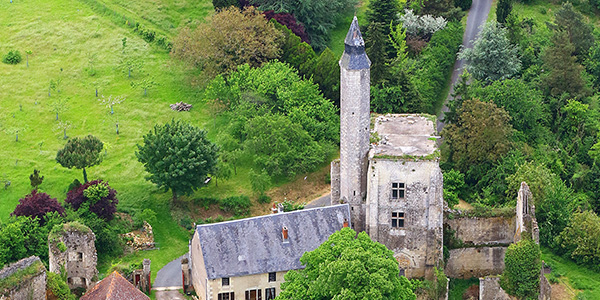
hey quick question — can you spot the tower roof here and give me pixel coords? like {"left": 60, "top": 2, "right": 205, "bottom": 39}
{"left": 340, "top": 16, "right": 371, "bottom": 70}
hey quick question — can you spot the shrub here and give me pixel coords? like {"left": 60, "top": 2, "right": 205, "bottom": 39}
{"left": 220, "top": 195, "right": 251, "bottom": 217}
{"left": 555, "top": 211, "right": 600, "bottom": 271}
{"left": 455, "top": 0, "right": 472, "bottom": 10}
{"left": 2, "top": 50, "right": 22, "bottom": 64}
{"left": 11, "top": 190, "right": 65, "bottom": 224}
{"left": 281, "top": 200, "right": 304, "bottom": 212}
{"left": 47, "top": 271, "right": 76, "bottom": 300}
{"left": 501, "top": 237, "right": 541, "bottom": 299}
{"left": 257, "top": 194, "right": 271, "bottom": 204}
{"left": 65, "top": 180, "right": 118, "bottom": 221}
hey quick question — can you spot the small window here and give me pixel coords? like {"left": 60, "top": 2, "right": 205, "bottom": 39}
{"left": 222, "top": 277, "right": 230, "bottom": 286}
{"left": 268, "top": 272, "right": 276, "bottom": 282}
{"left": 218, "top": 292, "right": 234, "bottom": 300}
{"left": 77, "top": 252, "right": 83, "bottom": 261}
{"left": 265, "top": 287, "right": 276, "bottom": 300}
{"left": 391, "top": 182, "right": 405, "bottom": 199}
{"left": 391, "top": 212, "right": 405, "bottom": 228}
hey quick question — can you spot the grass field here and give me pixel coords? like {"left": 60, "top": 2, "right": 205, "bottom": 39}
{"left": 327, "top": 0, "right": 370, "bottom": 57}
{"left": 542, "top": 247, "right": 600, "bottom": 299}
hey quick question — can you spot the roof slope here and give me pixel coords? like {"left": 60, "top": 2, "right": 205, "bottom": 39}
{"left": 81, "top": 271, "right": 149, "bottom": 300}
{"left": 196, "top": 204, "right": 351, "bottom": 279}
{"left": 340, "top": 16, "right": 370, "bottom": 70}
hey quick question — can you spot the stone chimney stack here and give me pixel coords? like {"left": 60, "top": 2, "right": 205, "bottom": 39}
{"left": 336, "top": 16, "right": 371, "bottom": 232}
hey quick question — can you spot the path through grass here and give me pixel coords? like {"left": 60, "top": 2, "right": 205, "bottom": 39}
{"left": 542, "top": 247, "right": 600, "bottom": 299}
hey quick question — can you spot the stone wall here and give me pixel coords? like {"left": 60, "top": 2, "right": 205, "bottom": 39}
{"left": 445, "top": 247, "right": 506, "bottom": 279}
{"left": 330, "top": 159, "right": 341, "bottom": 205}
{"left": 49, "top": 221, "right": 98, "bottom": 290}
{"left": 366, "top": 159, "right": 443, "bottom": 278}
{"left": 446, "top": 216, "right": 515, "bottom": 246}
{"left": 479, "top": 277, "right": 511, "bottom": 300}
{"left": 0, "top": 256, "right": 47, "bottom": 300}
{"left": 539, "top": 267, "right": 551, "bottom": 300}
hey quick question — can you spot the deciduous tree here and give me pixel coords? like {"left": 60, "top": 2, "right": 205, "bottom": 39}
{"left": 56, "top": 135, "right": 104, "bottom": 183}
{"left": 11, "top": 190, "right": 64, "bottom": 223}
{"left": 66, "top": 180, "right": 118, "bottom": 221}
{"left": 136, "top": 120, "right": 218, "bottom": 201}
{"left": 459, "top": 21, "right": 520, "bottom": 82}
{"left": 442, "top": 98, "right": 514, "bottom": 170}
{"left": 278, "top": 228, "right": 416, "bottom": 300}
{"left": 556, "top": 210, "right": 600, "bottom": 270}
{"left": 172, "top": 7, "right": 283, "bottom": 77}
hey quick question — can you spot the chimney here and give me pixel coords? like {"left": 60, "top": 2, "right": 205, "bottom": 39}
{"left": 271, "top": 203, "right": 278, "bottom": 214}
{"left": 282, "top": 226, "right": 289, "bottom": 243}
{"left": 343, "top": 219, "right": 349, "bottom": 228}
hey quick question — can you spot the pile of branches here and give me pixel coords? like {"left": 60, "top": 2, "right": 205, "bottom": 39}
{"left": 170, "top": 102, "right": 192, "bottom": 111}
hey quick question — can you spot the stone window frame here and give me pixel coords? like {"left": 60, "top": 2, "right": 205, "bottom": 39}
{"left": 222, "top": 277, "right": 230, "bottom": 286}
{"left": 391, "top": 182, "right": 405, "bottom": 200}
{"left": 391, "top": 211, "right": 405, "bottom": 228}
{"left": 218, "top": 292, "right": 234, "bottom": 300}
{"left": 268, "top": 272, "right": 276, "bottom": 282}
{"left": 265, "top": 287, "right": 276, "bottom": 300}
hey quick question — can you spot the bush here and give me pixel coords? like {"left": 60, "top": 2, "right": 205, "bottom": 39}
{"left": 46, "top": 272, "right": 76, "bottom": 300}
{"left": 281, "top": 199, "right": 304, "bottom": 212}
{"left": 66, "top": 180, "right": 118, "bottom": 221}
{"left": 2, "top": 50, "right": 22, "bottom": 64}
{"left": 455, "top": 0, "right": 472, "bottom": 10}
{"left": 220, "top": 195, "right": 251, "bottom": 217}
{"left": 11, "top": 190, "right": 65, "bottom": 224}
{"left": 501, "top": 237, "right": 541, "bottom": 299}
{"left": 257, "top": 194, "right": 271, "bottom": 204}
{"left": 555, "top": 211, "right": 600, "bottom": 271}
{"left": 67, "top": 179, "right": 82, "bottom": 192}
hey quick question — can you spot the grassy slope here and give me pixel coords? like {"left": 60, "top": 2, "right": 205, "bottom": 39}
{"left": 0, "top": 0, "right": 217, "bottom": 279}
{"left": 327, "top": 0, "right": 370, "bottom": 57}
{"left": 542, "top": 247, "right": 600, "bottom": 299}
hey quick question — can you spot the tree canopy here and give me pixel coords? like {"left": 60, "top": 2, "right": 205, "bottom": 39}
{"left": 459, "top": 21, "right": 521, "bottom": 82}
{"left": 65, "top": 180, "right": 119, "bottom": 221}
{"left": 11, "top": 190, "right": 65, "bottom": 224}
{"left": 278, "top": 228, "right": 416, "bottom": 300}
{"left": 55, "top": 135, "right": 104, "bottom": 183}
{"left": 136, "top": 120, "right": 219, "bottom": 201}
{"left": 172, "top": 6, "right": 283, "bottom": 77}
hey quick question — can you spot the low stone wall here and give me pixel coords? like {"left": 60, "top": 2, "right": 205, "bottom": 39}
{"left": 479, "top": 277, "right": 511, "bottom": 300}
{"left": 539, "top": 268, "right": 551, "bottom": 300}
{"left": 445, "top": 247, "right": 506, "bottom": 279}
{"left": 0, "top": 256, "right": 47, "bottom": 300}
{"left": 446, "top": 216, "right": 515, "bottom": 246}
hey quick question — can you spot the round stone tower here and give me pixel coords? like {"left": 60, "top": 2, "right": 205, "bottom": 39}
{"left": 339, "top": 16, "right": 371, "bottom": 232}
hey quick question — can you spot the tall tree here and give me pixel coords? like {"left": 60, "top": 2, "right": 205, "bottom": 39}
{"left": 278, "top": 228, "right": 416, "bottom": 300}
{"left": 501, "top": 237, "right": 541, "bottom": 299}
{"left": 367, "top": 0, "right": 400, "bottom": 48}
{"left": 172, "top": 6, "right": 283, "bottom": 77}
{"left": 366, "top": 22, "right": 389, "bottom": 86}
{"left": 496, "top": 0, "right": 512, "bottom": 24}
{"left": 553, "top": 2, "right": 594, "bottom": 61}
{"left": 542, "top": 30, "right": 588, "bottom": 98}
{"left": 136, "top": 120, "right": 218, "bottom": 201}
{"left": 311, "top": 48, "right": 340, "bottom": 107}
{"left": 459, "top": 21, "right": 521, "bottom": 82}
{"left": 442, "top": 98, "right": 514, "bottom": 170}
{"left": 56, "top": 135, "right": 104, "bottom": 183}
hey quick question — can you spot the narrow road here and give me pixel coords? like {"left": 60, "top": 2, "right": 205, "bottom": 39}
{"left": 436, "top": 0, "right": 493, "bottom": 133}
{"left": 153, "top": 253, "right": 187, "bottom": 291}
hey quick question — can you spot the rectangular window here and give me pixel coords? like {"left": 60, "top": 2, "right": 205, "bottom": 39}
{"left": 218, "top": 292, "right": 234, "bottom": 300}
{"left": 391, "top": 212, "right": 405, "bottom": 228}
{"left": 245, "top": 289, "right": 261, "bottom": 300}
{"left": 265, "top": 287, "right": 276, "bottom": 300}
{"left": 222, "top": 277, "right": 230, "bottom": 286}
{"left": 268, "top": 272, "right": 276, "bottom": 282}
{"left": 391, "top": 182, "right": 405, "bottom": 199}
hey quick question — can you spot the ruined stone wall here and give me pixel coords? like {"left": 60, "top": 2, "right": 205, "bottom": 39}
{"left": 330, "top": 159, "right": 341, "bottom": 205}
{"left": 366, "top": 158, "right": 443, "bottom": 278}
{"left": 0, "top": 256, "right": 47, "bottom": 300}
{"left": 539, "top": 267, "right": 551, "bottom": 300}
{"left": 49, "top": 222, "right": 98, "bottom": 290}
{"left": 479, "top": 276, "right": 511, "bottom": 300}
{"left": 339, "top": 66, "right": 371, "bottom": 233}
{"left": 446, "top": 217, "right": 515, "bottom": 246}
{"left": 445, "top": 247, "right": 506, "bottom": 279}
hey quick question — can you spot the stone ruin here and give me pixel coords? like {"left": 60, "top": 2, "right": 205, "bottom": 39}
{"left": 131, "top": 259, "right": 152, "bottom": 294}
{"left": 0, "top": 256, "right": 46, "bottom": 300}
{"left": 48, "top": 221, "right": 98, "bottom": 290}
{"left": 122, "top": 221, "right": 156, "bottom": 251}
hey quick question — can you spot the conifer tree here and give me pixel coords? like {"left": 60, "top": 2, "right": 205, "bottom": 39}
{"left": 542, "top": 30, "right": 588, "bottom": 98}
{"left": 366, "top": 22, "right": 389, "bottom": 86}
{"left": 496, "top": 0, "right": 512, "bottom": 24}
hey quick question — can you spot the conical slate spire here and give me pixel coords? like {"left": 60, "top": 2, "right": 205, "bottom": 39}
{"left": 340, "top": 16, "right": 371, "bottom": 70}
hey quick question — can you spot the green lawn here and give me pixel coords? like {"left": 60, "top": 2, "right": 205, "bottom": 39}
{"left": 327, "top": 0, "right": 369, "bottom": 57}
{"left": 542, "top": 247, "right": 600, "bottom": 299}
{"left": 0, "top": 0, "right": 255, "bottom": 278}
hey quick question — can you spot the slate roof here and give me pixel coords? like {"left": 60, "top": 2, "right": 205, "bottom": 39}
{"left": 81, "top": 271, "right": 149, "bottom": 300}
{"left": 340, "top": 16, "right": 371, "bottom": 70}
{"left": 195, "top": 204, "right": 351, "bottom": 279}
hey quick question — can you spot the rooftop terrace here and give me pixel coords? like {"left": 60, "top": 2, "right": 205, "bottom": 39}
{"left": 371, "top": 114, "right": 438, "bottom": 158}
